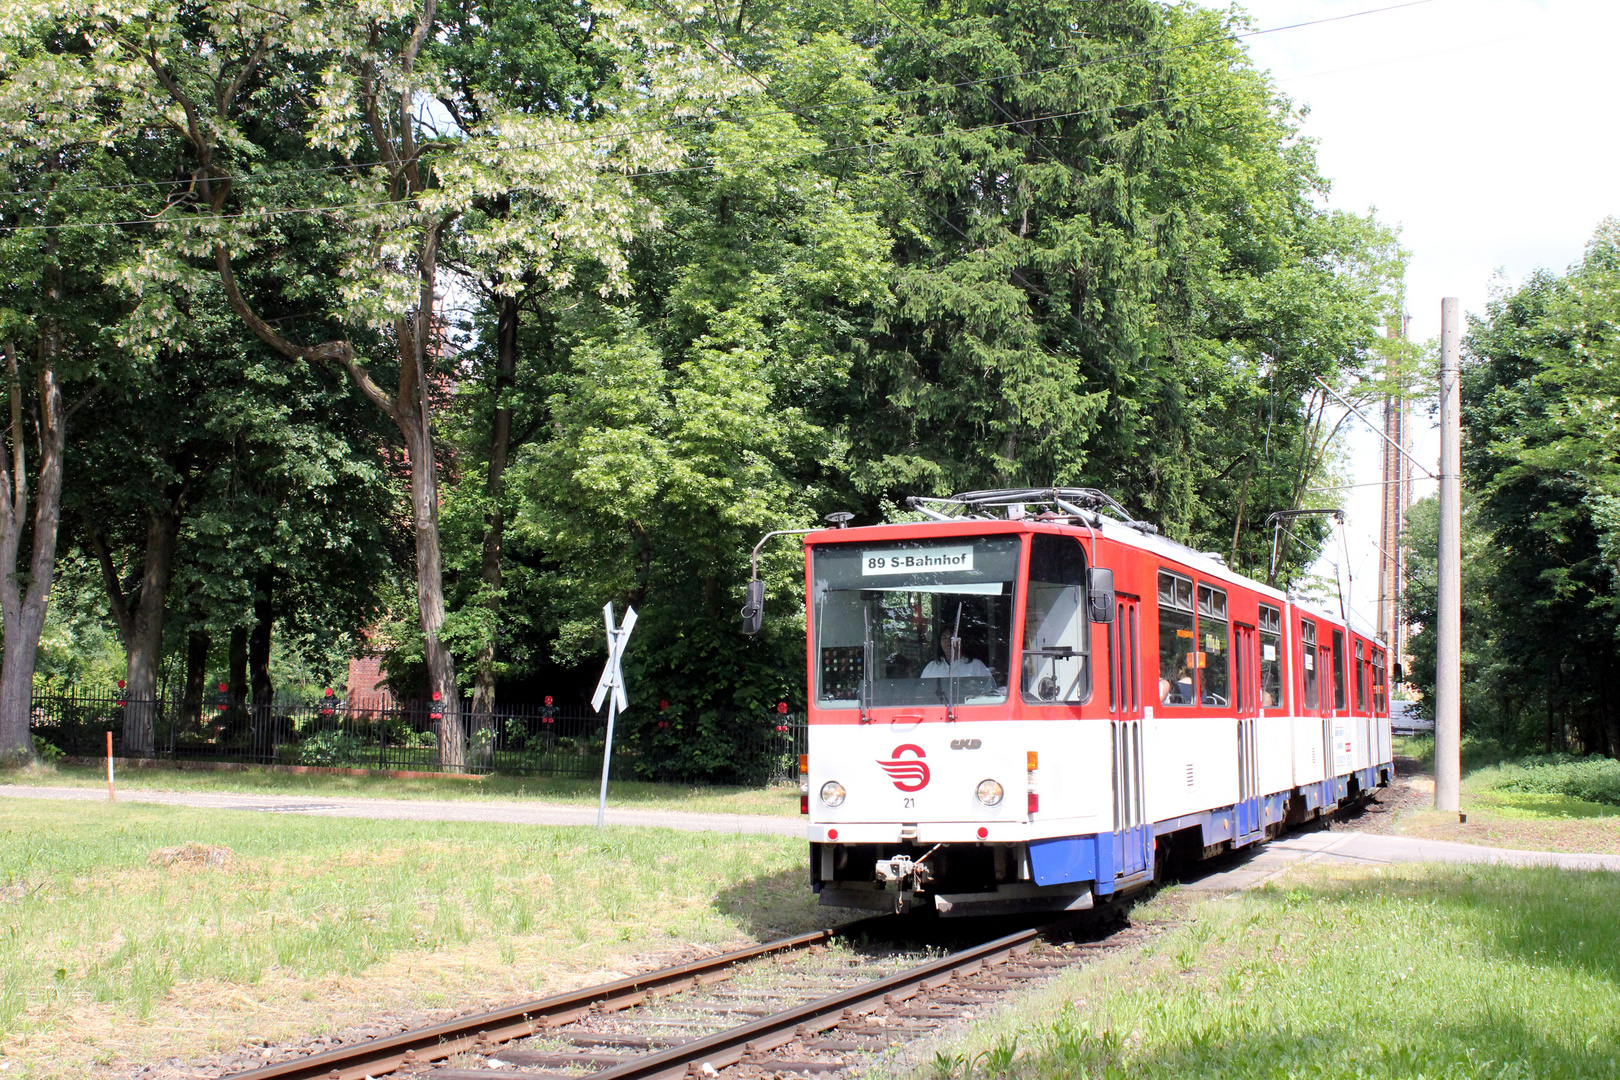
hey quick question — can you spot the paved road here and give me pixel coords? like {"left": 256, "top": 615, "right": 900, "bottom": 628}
{"left": 0, "top": 784, "right": 805, "bottom": 836}
{"left": 5, "top": 785, "right": 1616, "bottom": 882}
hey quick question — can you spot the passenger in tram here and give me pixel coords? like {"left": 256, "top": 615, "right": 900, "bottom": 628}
{"left": 1158, "top": 659, "right": 1193, "bottom": 706}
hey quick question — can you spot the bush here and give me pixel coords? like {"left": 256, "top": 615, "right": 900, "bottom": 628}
{"left": 624, "top": 708, "right": 787, "bottom": 784}
{"left": 1489, "top": 755, "right": 1620, "bottom": 807}
{"left": 29, "top": 737, "right": 63, "bottom": 765}
{"left": 292, "top": 730, "right": 376, "bottom": 767}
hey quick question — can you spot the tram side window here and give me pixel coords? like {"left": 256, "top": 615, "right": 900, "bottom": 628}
{"left": 1197, "top": 585, "right": 1230, "bottom": 707}
{"left": 1022, "top": 535, "right": 1089, "bottom": 703}
{"left": 1332, "top": 630, "right": 1347, "bottom": 710}
{"left": 1355, "top": 641, "right": 1368, "bottom": 712}
{"left": 1373, "top": 649, "right": 1387, "bottom": 712}
{"left": 1300, "top": 619, "right": 1319, "bottom": 709}
{"left": 1258, "top": 604, "right": 1283, "bottom": 708}
{"left": 1157, "top": 570, "right": 1196, "bottom": 706}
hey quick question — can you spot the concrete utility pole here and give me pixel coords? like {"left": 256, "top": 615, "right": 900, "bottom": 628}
{"left": 1377, "top": 315, "right": 1413, "bottom": 673}
{"left": 1435, "top": 298, "right": 1462, "bottom": 815}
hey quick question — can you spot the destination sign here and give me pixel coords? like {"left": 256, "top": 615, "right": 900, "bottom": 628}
{"left": 860, "top": 545, "right": 975, "bottom": 576}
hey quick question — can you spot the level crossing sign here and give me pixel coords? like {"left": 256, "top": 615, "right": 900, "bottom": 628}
{"left": 593, "top": 603, "right": 637, "bottom": 827}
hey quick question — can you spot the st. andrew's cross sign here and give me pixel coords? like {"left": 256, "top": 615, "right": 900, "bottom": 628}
{"left": 593, "top": 603, "right": 637, "bottom": 827}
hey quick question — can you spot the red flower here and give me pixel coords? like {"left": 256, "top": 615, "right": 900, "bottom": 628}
{"left": 776, "top": 702, "right": 789, "bottom": 714}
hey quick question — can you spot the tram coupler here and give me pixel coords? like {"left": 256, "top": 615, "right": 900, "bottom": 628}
{"left": 873, "top": 854, "right": 933, "bottom": 892}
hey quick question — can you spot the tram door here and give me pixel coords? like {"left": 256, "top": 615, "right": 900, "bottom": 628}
{"left": 1232, "top": 624, "right": 1263, "bottom": 847}
{"left": 1110, "top": 595, "right": 1149, "bottom": 877}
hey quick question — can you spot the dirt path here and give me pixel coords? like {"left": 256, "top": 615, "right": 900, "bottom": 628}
{"left": 1326, "top": 755, "right": 1435, "bottom": 835}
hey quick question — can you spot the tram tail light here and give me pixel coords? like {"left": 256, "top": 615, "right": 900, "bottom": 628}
{"left": 1027, "top": 751, "right": 1039, "bottom": 815}
{"left": 799, "top": 755, "right": 809, "bottom": 815}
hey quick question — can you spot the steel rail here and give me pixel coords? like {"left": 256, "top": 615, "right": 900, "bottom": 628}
{"left": 221, "top": 924, "right": 867, "bottom": 1080}
{"left": 580, "top": 921, "right": 1058, "bottom": 1080}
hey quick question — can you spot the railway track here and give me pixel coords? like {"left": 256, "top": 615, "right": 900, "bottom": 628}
{"left": 220, "top": 912, "right": 1152, "bottom": 1080}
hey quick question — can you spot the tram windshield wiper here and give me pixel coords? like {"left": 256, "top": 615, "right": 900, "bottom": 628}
{"left": 946, "top": 602, "right": 963, "bottom": 723}
{"left": 859, "top": 604, "right": 874, "bottom": 724}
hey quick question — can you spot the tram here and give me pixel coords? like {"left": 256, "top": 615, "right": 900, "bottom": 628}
{"left": 745, "top": 488, "right": 1393, "bottom": 917}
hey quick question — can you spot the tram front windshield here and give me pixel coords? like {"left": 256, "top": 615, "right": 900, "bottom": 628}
{"left": 811, "top": 537, "right": 1019, "bottom": 709}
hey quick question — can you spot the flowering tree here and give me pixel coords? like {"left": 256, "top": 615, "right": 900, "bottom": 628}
{"left": 1, "top": 0, "right": 739, "bottom": 761}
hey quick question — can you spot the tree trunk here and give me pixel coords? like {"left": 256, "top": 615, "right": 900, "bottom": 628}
{"left": 228, "top": 626, "right": 248, "bottom": 702}
{"left": 121, "top": 507, "right": 181, "bottom": 756}
{"left": 249, "top": 573, "right": 274, "bottom": 756}
{"left": 0, "top": 346, "right": 67, "bottom": 766}
{"left": 468, "top": 292, "right": 521, "bottom": 764}
{"left": 182, "top": 628, "right": 210, "bottom": 730}
{"left": 400, "top": 401, "right": 462, "bottom": 769}
{"left": 197, "top": 8, "right": 462, "bottom": 768}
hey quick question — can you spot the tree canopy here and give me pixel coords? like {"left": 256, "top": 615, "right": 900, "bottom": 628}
{"left": 0, "top": 0, "right": 1410, "bottom": 770}
{"left": 1404, "top": 221, "right": 1620, "bottom": 757}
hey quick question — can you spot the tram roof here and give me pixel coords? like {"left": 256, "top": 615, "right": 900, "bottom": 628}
{"left": 800, "top": 487, "right": 1380, "bottom": 639}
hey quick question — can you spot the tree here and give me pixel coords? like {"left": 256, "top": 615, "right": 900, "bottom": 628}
{"left": 0, "top": 130, "right": 138, "bottom": 762}
{"left": 1447, "top": 221, "right": 1620, "bottom": 756}
{"left": 430, "top": 0, "right": 616, "bottom": 740}
{"left": 22, "top": 0, "right": 739, "bottom": 766}
{"left": 839, "top": 0, "right": 1404, "bottom": 570}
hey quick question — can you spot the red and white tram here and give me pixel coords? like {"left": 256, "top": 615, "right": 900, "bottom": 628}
{"left": 754, "top": 488, "right": 1393, "bottom": 917}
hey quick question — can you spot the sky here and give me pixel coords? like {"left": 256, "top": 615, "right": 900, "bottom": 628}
{"left": 1216, "top": 0, "right": 1620, "bottom": 631}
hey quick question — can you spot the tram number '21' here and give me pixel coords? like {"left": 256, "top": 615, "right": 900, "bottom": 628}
{"left": 903, "top": 797, "right": 915, "bottom": 808}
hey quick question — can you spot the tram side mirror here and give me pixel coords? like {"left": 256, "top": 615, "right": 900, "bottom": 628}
{"left": 1393, "top": 662, "right": 1404, "bottom": 683}
{"left": 741, "top": 579, "right": 765, "bottom": 635}
{"left": 1087, "top": 568, "right": 1115, "bottom": 623}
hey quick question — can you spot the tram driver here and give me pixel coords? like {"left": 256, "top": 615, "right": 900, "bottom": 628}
{"left": 921, "top": 627, "right": 993, "bottom": 680}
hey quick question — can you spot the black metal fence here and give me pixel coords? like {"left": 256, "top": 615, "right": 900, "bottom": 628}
{"left": 29, "top": 692, "right": 806, "bottom": 785}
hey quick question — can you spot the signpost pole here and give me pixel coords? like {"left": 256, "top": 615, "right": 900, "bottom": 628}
{"left": 596, "top": 692, "right": 617, "bottom": 828}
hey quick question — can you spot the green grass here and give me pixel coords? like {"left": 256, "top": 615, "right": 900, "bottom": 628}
{"left": 913, "top": 865, "right": 1620, "bottom": 1080}
{"left": 3, "top": 763, "right": 802, "bottom": 817}
{"left": 1398, "top": 735, "right": 1620, "bottom": 814}
{"left": 0, "top": 800, "right": 821, "bottom": 1046}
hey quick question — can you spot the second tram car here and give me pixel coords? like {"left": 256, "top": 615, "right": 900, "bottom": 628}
{"left": 755, "top": 488, "right": 1393, "bottom": 917}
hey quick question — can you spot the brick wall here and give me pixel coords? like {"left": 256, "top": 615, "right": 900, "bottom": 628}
{"left": 345, "top": 655, "right": 388, "bottom": 710}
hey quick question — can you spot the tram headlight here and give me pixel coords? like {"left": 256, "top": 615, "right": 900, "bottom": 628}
{"left": 976, "top": 779, "right": 1005, "bottom": 807}
{"left": 820, "top": 781, "right": 847, "bottom": 807}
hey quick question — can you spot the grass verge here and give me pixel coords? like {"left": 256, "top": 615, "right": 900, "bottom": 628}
{"left": 907, "top": 863, "right": 1620, "bottom": 1080}
{"left": 1, "top": 763, "right": 801, "bottom": 817}
{"left": 0, "top": 800, "right": 822, "bottom": 1078}
{"left": 1387, "top": 737, "right": 1620, "bottom": 854}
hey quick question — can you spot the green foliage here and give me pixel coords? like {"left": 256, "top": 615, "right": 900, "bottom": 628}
{"left": 1408, "top": 218, "right": 1620, "bottom": 758}
{"left": 29, "top": 737, "right": 62, "bottom": 764}
{"left": 289, "top": 730, "right": 376, "bottom": 768}
{"left": 1, "top": 0, "right": 1409, "bottom": 781}
{"left": 1484, "top": 756, "right": 1620, "bottom": 807}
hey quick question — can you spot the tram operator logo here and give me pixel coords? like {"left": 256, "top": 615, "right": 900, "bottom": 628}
{"left": 877, "top": 744, "right": 931, "bottom": 792}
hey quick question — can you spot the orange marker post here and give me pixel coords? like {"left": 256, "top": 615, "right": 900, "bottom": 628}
{"left": 106, "top": 731, "right": 115, "bottom": 802}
